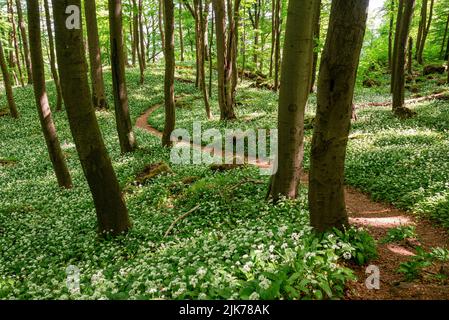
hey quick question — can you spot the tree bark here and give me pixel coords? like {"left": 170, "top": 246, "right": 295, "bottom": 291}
{"left": 162, "top": 0, "right": 176, "bottom": 147}
{"left": 15, "top": 0, "right": 32, "bottom": 85}
{"left": 309, "top": 0, "right": 369, "bottom": 233}
{"left": 178, "top": 1, "right": 185, "bottom": 62}
{"left": 138, "top": 0, "right": 146, "bottom": 69}
{"left": 213, "top": 0, "right": 236, "bottom": 120}
{"left": 7, "top": 0, "right": 24, "bottom": 87}
{"left": 388, "top": 0, "right": 394, "bottom": 72}
{"left": 415, "top": 0, "right": 427, "bottom": 63}
{"left": 43, "top": 0, "right": 63, "bottom": 111}
{"left": 393, "top": 0, "right": 416, "bottom": 117}
{"left": 109, "top": 0, "right": 137, "bottom": 153}
{"left": 84, "top": 0, "right": 108, "bottom": 109}
{"left": 310, "top": 0, "right": 321, "bottom": 93}
{"left": 0, "top": 40, "right": 19, "bottom": 118}
{"left": 407, "top": 36, "right": 413, "bottom": 75}
{"left": 52, "top": 0, "right": 131, "bottom": 235}
{"left": 26, "top": 0, "right": 72, "bottom": 189}
{"left": 159, "top": 0, "right": 166, "bottom": 52}
{"left": 391, "top": 0, "right": 404, "bottom": 93}
{"left": 273, "top": 0, "right": 282, "bottom": 92}
{"left": 417, "top": 0, "right": 433, "bottom": 64}
{"left": 268, "top": 0, "right": 317, "bottom": 200}
{"left": 440, "top": 14, "right": 449, "bottom": 59}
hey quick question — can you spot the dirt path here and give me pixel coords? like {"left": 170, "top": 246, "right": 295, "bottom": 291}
{"left": 136, "top": 102, "right": 449, "bottom": 300}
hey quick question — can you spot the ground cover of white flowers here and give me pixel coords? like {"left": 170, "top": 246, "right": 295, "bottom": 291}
{"left": 0, "top": 66, "right": 381, "bottom": 300}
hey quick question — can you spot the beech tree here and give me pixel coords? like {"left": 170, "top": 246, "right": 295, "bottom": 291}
{"left": 0, "top": 38, "right": 19, "bottom": 119}
{"left": 392, "top": 0, "right": 416, "bottom": 118}
{"left": 162, "top": 0, "right": 176, "bottom": 147}
{"left": 309, "top": 0, "right": 369, "bottom": 233}
{"left": 212, "top": 0, "right": 236, "bottom": 120}
{"left": 52, "top": 0, "right": 131, "bottom": 235}
{"left": 109, "top": 0, "right": 137, "bottom": 153}
{"left": 26, "top": 0, "right": 72, "bottom": 189}
{"left": 43, "top": 0, "right": 63, "bottom": 111}
{"left": 84, "top": 0, "right": 108, "bottom": 109}
{"left": 267, "top": 0, "right": 317, "bottom": 200}
{"left": 15, "top": 0, "right": 32, "bottom": 85}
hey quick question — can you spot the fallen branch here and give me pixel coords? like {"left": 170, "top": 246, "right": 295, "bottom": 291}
{"left": 356, "top": 91, "right": 449, "bottom": 109}
{"left": 164, "top": 205, "right": 201, "bottom": 238}
{"left": 228, "top": 177, "right": 265, "bottom": 192}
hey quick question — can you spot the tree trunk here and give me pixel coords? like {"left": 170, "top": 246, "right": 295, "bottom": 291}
{"left": 310, "top": 0, "right": 321, "bottom": 93}
{"left": 391, "top": 0, "right": 404, "bottom": 93}
{"left": 84, "top": 0, "right": 108, "bottom": 109}
{"left": 267, "top": 0, "right": 317, "bottom": 200}
{"left": 0, "top": 40, "right": 19, "bottom": 118}
{"left": 109, "top": 0, "right": 137, "bottom": 153}
{"left": 43, "top": 0, "right": 63, "bottom": 111}
{"left": 139, "top": 0, "right": 146, "bottom": 70}
{"left": 212, "top": 0, "right": 236, "bottom": 120}
{"left": 393, "top": 0, "right": 416, "bottom": 117}
{"left": 129, "top": 0, "right": 136, "bottom": 66}
{"left": 52, "top": 0, "right": 131, "bottom": 236}
{"left": 269, "top": 0, "right": 275, "bottom": 77}
{"left": 178, "top": 1, "right": 185, "bottom": 62}
{"left": 417, "top": 0, "right": 433, "bottom": 65}
{"left": 273, "top": 0, "right": 281, "bottom": 92}
{"left": 159, "top": 0, "right": 166, "bottom": 52}
{"left": 26, "top": 0, "right": 72, "bottom": 189}
{"left": 162, "top": 0, "right": 176, "bottom": 147}
{"left": 198, "top": 0, "right": 211, "bottom": 118}
{"left": 309, "top": 0, "right": 369, "bottom": 233}
{"left": 7, "top": 0, "right": 24, "bottom": 87}
{"left": 407, "top": 36, "right": 413, "bottom": 75}
{"left": 388, "top": 0, "right": 394, "bottom": 72}
{"left": 15, "top": 0, "right": 32, "bottom": 85}
{"left": 415, "top": 0, "right": 427, "bottom": 63}
{"left": 440, "top": 14, "right": 449, "bottom": 59}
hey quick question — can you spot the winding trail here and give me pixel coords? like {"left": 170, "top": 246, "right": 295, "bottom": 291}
{"left": 136, "top": 96, "right": 449, "bottom": 300}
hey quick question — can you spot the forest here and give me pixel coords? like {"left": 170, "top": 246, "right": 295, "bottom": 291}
{"left": 1, "top": 0, "right": 449, "bottom": 301}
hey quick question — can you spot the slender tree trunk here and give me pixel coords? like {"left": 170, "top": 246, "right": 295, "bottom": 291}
{"left": 159, "top": 0, "right": 166, "bottom": 52}
{"left": 52, "top": 0, "right": 131, "bottom": 235}
{"left": 162, "top": 0, "right": 176, "bottom": 147}
{"left": 178, "top": 1, "right": 185, "bottom": 62}
{"left": 26, "top": 0, "right": 72, "bottom": 189}
{"left": 15, "top": 0, "right": 32, "bottom": 84}
{"left": 129, "top": 0, "right": 136, "bottom": 66}
{"left": 267, "top": 0, "right": 317, "bottom": 200}
{"left": 309, "top": 0, "right": 369, "bottom": 233}
{"left": 310, "top": 0, "right": 321, "bottom": 93}
{"left": 84, "top": 0, "right": 108, "bottom": 109}
{"left": 230, "top": 0, "right": 241, "bottom": 98}
{"left": 273, "top": 0, "right": 281, "bottom": 92}
{"left": 209, "top": 8, "right": 214, "bottom": 98}
{"left": 213, "top": 0, "right": 236, "bottom": 120}
{"left": 0, "top": 40, "right": 19, "bottom": 118}
{"left": 152, "top": 12, "right": 157, "bottom": 63}
{"left": 7, "top": 0, "right": 24, "bottom": 87}
{"left": 391, "top": 0, "right": 404, "bottom": 93}
{"left": 109, "top": 0, "right": 137, "bottom": 153}
{"left": 393, "top": 0, "right": 416, "bottom": 117}
{"left": 417, "top": 0, "right": 433, "bottom": 64}
{"left": 198, "top": 0, "right": 211, "bottom": 118}
{"left": 43, "top": 0, "right": 63, "bottom": 111}
{"left": 139, "top": 0, "right": 146, "bottom": 70}
{"left": 415, "top": 0, "right": 427, "bottom": 63}
{"left": 407, "top": 36, "right": 413, "bottom": 75}
{"left": 440, "top": 14, "right": 449, "bottom": 59}
{"left": 388, "top": 0, "right": 395, "bottom": 72}
{"left": 269, "top": 0, "right": 275, "bottom": 77}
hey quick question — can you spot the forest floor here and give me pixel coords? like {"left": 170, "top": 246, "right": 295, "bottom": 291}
{"left": 2, "top": 64, "right": 449, "bottom": 300}
{"left": 136, "top": 90, "right": 449, "bottom": 300}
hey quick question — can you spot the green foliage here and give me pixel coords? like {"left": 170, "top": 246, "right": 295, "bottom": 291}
{"left": 398, "top": 246, "right": 449, "bottom": 281}
{"left": 331, "top": 227, "right": 378, "bottom": 266}
{"left": 381, "top": 226, "right": 417, "bottom": 244}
